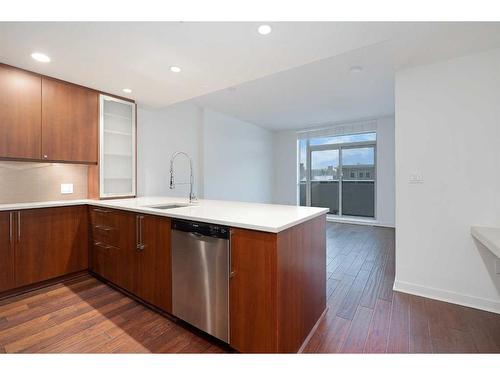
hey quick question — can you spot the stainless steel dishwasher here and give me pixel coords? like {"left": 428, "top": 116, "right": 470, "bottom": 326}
{"left": 171, "top": 219, "right": 230, "bottom": 343}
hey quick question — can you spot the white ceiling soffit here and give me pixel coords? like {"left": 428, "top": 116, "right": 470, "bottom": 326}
{"left": 192, "top": 22, "right": 500, "bottom": 130}
{"left": 0, "top": 22, "right": 416, "bottom": 107}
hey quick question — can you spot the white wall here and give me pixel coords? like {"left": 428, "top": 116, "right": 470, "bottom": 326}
{"left": 202, "top": 109, "right": 273, "bottom": 203}
{"left": 271, "top": 116, "right": 396, "bottom": 227}
{"left": 376, "top": 116, "right": 396, "bottom": 227}
{"left": 394, "top": 48, "right": 500, "bottom": 313}
{"left": 138, "top": 103, "right": 273, "bottom": 203}
{"left": 137, "top": 102, "right": 203, "bottom": 198}
{"left": 272, "top": 130, "right": 298, "bottom": 205}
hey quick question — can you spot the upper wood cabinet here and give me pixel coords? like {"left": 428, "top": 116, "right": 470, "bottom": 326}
{"left": 0, "top": 64, "right": 41, "bottom": 160}
{"left": 41, "top": 77, "right": 98, "bottom": 163}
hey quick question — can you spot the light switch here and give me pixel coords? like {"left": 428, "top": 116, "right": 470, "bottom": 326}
{"left": 61, "top": 183, "right": 74, "bottom": 194}
{"left": 496, "top": 259, "right": 500, "bottom": 274}
{"left": 409, "top": 173, "right": 424, "bottom": 184}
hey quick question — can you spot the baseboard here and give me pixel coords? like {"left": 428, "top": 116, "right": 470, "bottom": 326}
{"left": 0, "top": 270, "right": 89, "bottom": 301}
{"left": 297, "top": 306, "right": 329, "bottom": 353}
{"left": 393, "top": 279, "right": 500, "bottom": 315}
{"left": 326, "top": 216, "right": 395, "bottom": 228}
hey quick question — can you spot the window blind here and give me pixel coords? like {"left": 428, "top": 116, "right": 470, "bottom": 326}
{"left": 296, "top": 119, "right": 377, "bottom": 140}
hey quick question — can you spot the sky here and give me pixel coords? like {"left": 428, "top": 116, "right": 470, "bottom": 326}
{"left": 299, "top": 132, "right": 376, "bottom": 170}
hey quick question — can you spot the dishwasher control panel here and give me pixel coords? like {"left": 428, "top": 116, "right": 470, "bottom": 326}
{"left": 171, "top": 219, "right": 229, "bottom": 239}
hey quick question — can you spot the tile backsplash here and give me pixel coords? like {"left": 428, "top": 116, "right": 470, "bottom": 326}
{"left": 0, "top": 161, "right": 88, "bottom": 204}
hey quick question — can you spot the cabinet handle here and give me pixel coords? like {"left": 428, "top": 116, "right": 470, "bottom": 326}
{"left": 94, "top": 241, "right": 112, "bottom": 250}
{"left": 43, "top": 154, "right": 48, "bottom": 159}
{"left": 229, "top": 229, "right": 236, "bottom": 278}
{"left": 136, "top": 215, "right": 139, "bottom": 248}
{"left": 9, "top": 212, "right": 13, "bottom": 244}
{"left": 94, "top": 225, "right": 112, "bottom": 232}
{"left": 136, "top": 215, "right": 145, "bottom": 251}
{"left": 17, "top": 211, "right": 21, "bottom": 242}
{"left": 92, "top": 208, "right": 111, "bottom": 214}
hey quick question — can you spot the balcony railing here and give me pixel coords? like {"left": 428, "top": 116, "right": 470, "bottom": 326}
{"left": 299, "top": 180, "right": 375, "bottom": 217}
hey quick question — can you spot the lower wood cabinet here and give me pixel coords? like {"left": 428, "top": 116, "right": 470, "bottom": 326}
{"left": 89, "top": 207, "right": 172, "bottom": 313}
{"left": 0, "top": 212, "right": 15, "bottom": 293}
{"left": 14, "top": 206, "right": 89, "bottom": 287}
{"left": 229, "top": 215, "right": 327, "bottom": 353}
{"left": 229, "top": 228, "right": 278, "bottom": 353}
{"left": 0, "top": 206, "right": 89, "bottom": 293}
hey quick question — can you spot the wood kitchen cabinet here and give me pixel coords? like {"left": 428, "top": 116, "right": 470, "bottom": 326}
{"left": 89, "top": 207, "right": 172, "bottom": 313}
{"left": 89, "top": 207, "right": 135, "bottom": 290}
{"left": 230, "top": 215, "right": 327, "bottom": 353}
{"left": 134, "top": 214, "right": 172, "bottom": 313}
{"left": 41, "top": 77, "right": 98, "bottom": 163}
{"left": 14, "top": 206, "right": 89, "bottom": 287}
{"left": 0, "top": 212, "right": 15, "bottom": 293}
{"left": 0, "top": 64, "right": 42, "bottom": 160}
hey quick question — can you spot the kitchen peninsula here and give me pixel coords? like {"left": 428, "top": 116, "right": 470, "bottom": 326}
{"left": 0, "top": 197, "right": 328, "bottom": 353}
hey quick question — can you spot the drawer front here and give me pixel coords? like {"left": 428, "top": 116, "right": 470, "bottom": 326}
{"left": 91, "top": 241, "right": 115, "bottom": 281}
{"left": 89, "top": 206, "right": 119, "bottom": 229}
{"left": 91, "top": 224, "right": 120, "bottom": 248}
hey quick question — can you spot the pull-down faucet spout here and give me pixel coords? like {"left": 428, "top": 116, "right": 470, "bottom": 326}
{"left": 169, "top": 151, "right": 196, "bottom": 204}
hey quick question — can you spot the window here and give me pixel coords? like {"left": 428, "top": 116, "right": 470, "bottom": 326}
{"left": 298, "top": 132, "right": 376, "bottom": 218}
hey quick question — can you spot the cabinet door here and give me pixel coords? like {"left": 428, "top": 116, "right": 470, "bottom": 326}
{"left": 15, "top": 206, "right": 89, "bottom": 287}
{"left": 229, "top": 228, "right": 278, "bottom": 353}
{"left": 99, "top": 95, "right": 136, "bottom": 198}
{"left": 134, "top": 215, "right": 172, "bottom": 313}
{"left": 0, "top": 212, "right": 15, "bottom": 293}
{"left": 41, "top": 77, "right": 98, "bottom": 163}
{"left": 0, "top": 64, "right": 41, "bottom": 159}
{"left": 112, "top": 210, "right": 136, "bottom": 291}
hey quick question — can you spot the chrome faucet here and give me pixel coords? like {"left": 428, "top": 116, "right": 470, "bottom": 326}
{"left": 169, "top": 151, "right": 197, "bottom": 204}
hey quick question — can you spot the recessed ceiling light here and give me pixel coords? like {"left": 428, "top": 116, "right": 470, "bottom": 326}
{"left": 31, "top": 52, "right": 51, "bottom": 63}
{"left": 122, "top": 88, "right": 132, "bottom": 94}
{"left": 170, "top": 66, "right": 181, "bottom": 73}
{"left": 258, "top": 24, "right": 272, "bottom": 35}
{"left": 350, "top": 66, "right": 363, "bottom": 73}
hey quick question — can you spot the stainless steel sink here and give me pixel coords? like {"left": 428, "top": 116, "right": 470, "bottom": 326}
{"left": 145, "top": 203, "right": 189, "bottom": 210}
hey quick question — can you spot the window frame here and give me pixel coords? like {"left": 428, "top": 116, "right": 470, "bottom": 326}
{"left": 298, "top": 133, "right": 377, "bottom": 219}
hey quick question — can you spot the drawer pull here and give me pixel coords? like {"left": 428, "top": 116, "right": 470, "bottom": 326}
{"left": 92, "top": 208, "right": 111, "bottom": 214}
{"left": 94, "top": 225, "right": 112, "bottom": 231}
{"left": 94, "top": 241, "right": 112, "bottom": 250}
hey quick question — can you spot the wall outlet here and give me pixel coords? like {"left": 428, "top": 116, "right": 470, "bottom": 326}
{"left": 61, "top": 183, "right": 74, "bottom": 194}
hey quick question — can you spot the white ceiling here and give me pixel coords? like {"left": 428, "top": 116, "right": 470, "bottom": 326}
{"left": 192, "top": 22, "right": 500, "bottom": 130}
{"left": 1, "top": 22, "right": 500, "bottom": 130}
{"left": 0, "top": 22, "right": 428, "bottom": 107}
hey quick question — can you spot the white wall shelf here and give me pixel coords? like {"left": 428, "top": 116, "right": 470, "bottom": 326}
{"left": 104, "top": 129, "right": 132, "bottom": 136}
{"left": 99, "top": 94, "right": 136, "bottom": 198}
{"left": 471, "top": 226, "right": 500, "bottom": 258}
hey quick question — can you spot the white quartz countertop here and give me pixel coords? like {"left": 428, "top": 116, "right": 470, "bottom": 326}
{"left": 0, "top": 197, "right": 329, "bottom": 233}
{"left": 471, "top": 226, "right": 500, "bottom": 258}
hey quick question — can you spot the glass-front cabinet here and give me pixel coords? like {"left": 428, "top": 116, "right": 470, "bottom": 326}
{"left": 99, "top": 94, "right": 136, "bottom": 198}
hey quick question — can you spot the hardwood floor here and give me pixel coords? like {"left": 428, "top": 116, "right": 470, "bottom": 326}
{"left": 303, "top": 223, "right": 500, "bottom": 353}
{"left": 0, "top": 223, "right": 498, "bottom": 353}
{"left": 0, "top": 275, "right": 228, "bottom": 353}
